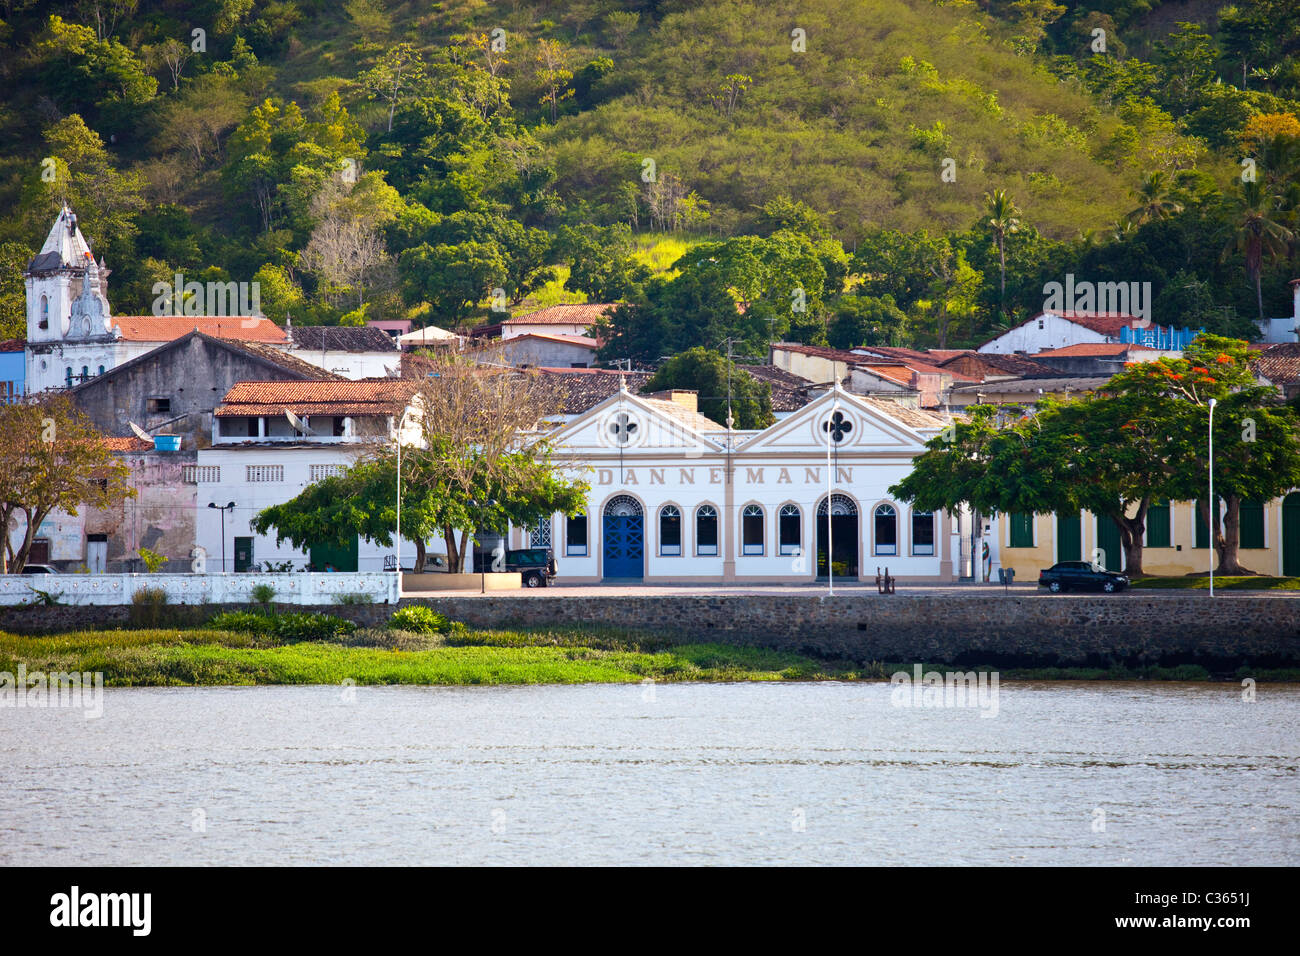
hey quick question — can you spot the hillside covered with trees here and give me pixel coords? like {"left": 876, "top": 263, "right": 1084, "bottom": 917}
{"left": 1, "top": 0, "right": 1298, "bottom": 359}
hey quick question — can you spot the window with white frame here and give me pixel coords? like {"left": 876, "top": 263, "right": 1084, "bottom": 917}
{"left": 911, "top": 511, "right": 934, "bottom": 556}
{"left": 742, "top": 504, "right": 765, "bottom": 555}
{"left": 566, "top": 513, "right": 587, "bottom": 556}
{"left": 530, "top": 517, "right": 552, "bottom": 548}
{"left": 309, "top": 464, "right": 345, "bottom": 481}
{"left": 874, "top": 504, "right": 898, "bottom": 555}
{"left": 246, "top": 465, "right": 284, "bottom": 482}
{"left": 695, "top": 505, "right": 718, "bottom": 556}
{"left": 659, "top": 505, "right": 681, "bottom": 555}
{"left": 779, "top": 504, "right": 801, "bottom": 555}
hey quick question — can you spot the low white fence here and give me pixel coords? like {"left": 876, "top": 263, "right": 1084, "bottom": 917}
{"left": 0, "top": 572, "right": 398, "bottom": 607}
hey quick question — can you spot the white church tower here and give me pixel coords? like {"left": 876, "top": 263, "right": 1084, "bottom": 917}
{"left": 24, "top": 206, "right": 119, "bottom": 392}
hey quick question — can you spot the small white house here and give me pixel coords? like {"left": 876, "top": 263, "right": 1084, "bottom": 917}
{"left": 976, "top": 311, "right": 1145, "bottom": 355}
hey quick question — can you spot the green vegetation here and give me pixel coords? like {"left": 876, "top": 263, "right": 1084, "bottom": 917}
{"left": 2, "top": 622, "right": 1293, "bottom": 684}
{"left": 2, "top": 1, "right": 1296, "bottom": 353}
{"left": 1130, "top": 576, "right": 1300, "bottom": 591}
{"left": 387, "top": 604, "right": 451, "bottom": 633}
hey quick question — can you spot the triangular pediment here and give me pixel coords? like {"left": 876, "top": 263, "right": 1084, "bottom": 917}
{"left": 550, "top": 389, "right": 725, "bottom": 457}
{"left": 736, "top": 388, "right": 931, "bottom": 454}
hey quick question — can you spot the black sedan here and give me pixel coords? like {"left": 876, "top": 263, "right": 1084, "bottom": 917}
{"left": 1038, "top": 561, "right": 1129, "bottom": 593}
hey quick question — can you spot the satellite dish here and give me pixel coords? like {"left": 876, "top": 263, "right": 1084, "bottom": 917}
{"left": 128, "top": 421, "right": 152, "bottom": 442}
{"left": 285, "top": 410, "right": 315, "bottom": 435}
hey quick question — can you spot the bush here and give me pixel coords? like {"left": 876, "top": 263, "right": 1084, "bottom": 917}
{"left": 130, "top": 586, "right": 169, "bottom": 626}
{"left": 336, "top": 592, "right": 374, "bottom": 605}
{"left": 272, "top": 612, "right": 357, "bottom": 642}
{"left": 208, "top": 610, "right": 275, "bottom": 635}
{"left": 387, "top": 605, "right": 451, "bottom": 634}
{"left": 251, "top": 583, "right": 277, "bottom": 608}
{"left": 138, "top": 547, "right": 169, "bottom": 573}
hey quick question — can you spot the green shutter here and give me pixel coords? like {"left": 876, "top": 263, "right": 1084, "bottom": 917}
{"left": 1239, "top": 500, "right": 1265, "bottom": 549}
{"left": 1096, "top": 517, "right": 1123, "bottom": 571}
{"left": 1146, "top": 502, "right": 1170, "bottom": 548}
{"left": 1010, "top": 513, "right": 1034, "bottom": 548}
{"left": 1194, "top": 500, "right": 1209, "bottom": 549}
{"left": 1057, "top": 512, "right": 1081, "bottom": 561}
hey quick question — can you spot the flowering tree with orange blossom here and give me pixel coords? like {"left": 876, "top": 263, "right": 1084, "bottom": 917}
{"left": 1105, "top": 335, "right": 1300, "bottom": 575}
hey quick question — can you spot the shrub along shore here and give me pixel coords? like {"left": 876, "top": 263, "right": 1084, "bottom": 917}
{"left": 1, "top": 607, "right": 1296, "bottom": 685}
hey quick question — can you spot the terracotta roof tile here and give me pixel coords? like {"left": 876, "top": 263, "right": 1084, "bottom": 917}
{"left": 504, "top": 304, "right": 617, "bottom": 327}
{"left": 112, "top": 315, "right": 287, "bottom": 343}
{"left": 1033, "top": 343, "right": 1157, "bottom": 357}
{"left": 101, "top": 436, "right": 153, "bottom": 452}
{"left": 288, "top": 325, "right": 398, "bottom": 352}
{"left": 1252, "top": 342, "right": 1300, "bottom": 383}
{"left": 216, "top": 380, "right": 417, "bottom": 418}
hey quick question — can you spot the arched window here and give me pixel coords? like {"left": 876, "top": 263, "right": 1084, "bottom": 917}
{"left": 911, "top": 511, "right": 934, "bottom": 556}
{"left": 742, "top": 505, "right": 765, "bottom": 555}
{"left": 65, "top": 367, "right": 73, "bottom": 387}
{"left": 81, "top": 365, "right": 89, "bottom": 381}
{"left": 97, "top": 365, "right": 105, "bottom": 376}
{"left": 779, "top": 504, "right": 801, "bottom": 555}
{"left": 40, "top": 295, "right": 49, "bottom": 330}
{"left": 874, "top": 504, "right": 898, "bottom": 555}
{"left": 659, "top": 505, "right": 681, "bottom": 556}
{"left": 695, "top": 505, "right": 718, "bottom": 556}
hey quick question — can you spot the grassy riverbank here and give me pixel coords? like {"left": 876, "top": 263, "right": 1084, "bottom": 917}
{"left": 3, "top": 625, "right": 1297, "bottom": 685}
{"left": 1129, "top": 575, "right": 1300, "bottom": 590}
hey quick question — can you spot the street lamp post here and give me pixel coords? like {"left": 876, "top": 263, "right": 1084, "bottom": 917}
{"left": 1208, "top": 397, "right": 1216, "bottom": 598}
{"left": 207, "top": 501, "right": 235, "bottom": 572}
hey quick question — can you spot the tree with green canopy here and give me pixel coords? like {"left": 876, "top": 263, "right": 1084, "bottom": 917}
{"left": 643, "top": 347, "right": 773, "bottom": 429}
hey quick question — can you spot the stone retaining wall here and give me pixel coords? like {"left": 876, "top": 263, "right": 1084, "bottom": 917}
{"left": 4, "top": 593, "right": 1297, "bottom": 669}
{"left": 410, "top": 593, "right": 1300, "bottom": 668}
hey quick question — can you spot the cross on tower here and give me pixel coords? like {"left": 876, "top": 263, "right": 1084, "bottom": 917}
{"left": 822, "top": 410, "right": 852, "bottom": 443}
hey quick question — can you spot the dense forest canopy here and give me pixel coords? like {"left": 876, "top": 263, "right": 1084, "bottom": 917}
{"left": 1, "top": 0, "right": 1298, "bottom": 358}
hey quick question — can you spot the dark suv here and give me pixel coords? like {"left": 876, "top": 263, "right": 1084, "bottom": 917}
{"left": 506, "top": 548, "right": 556, "bottom": 588}
{"left": 1038, "top": 561, "right": 1129, "bottom": 593}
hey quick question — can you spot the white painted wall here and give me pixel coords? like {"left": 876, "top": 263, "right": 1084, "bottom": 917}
{"left": 977, "top": 313, "right": 1113, "bottom": 354}
{"left": 0, "top": 571, "right": 396, "bottom": 606}
{"left": 286, "top": 348, "right": 401, "bottom": 380}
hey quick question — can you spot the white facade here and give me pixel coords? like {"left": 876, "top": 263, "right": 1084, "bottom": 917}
{"left": 977, "top": 313, "right": 1118, "bottom": 354}
{"left": 528, "top": 386, "right": 959, "bottom": 583}
{"left": 284, "top": 348, "right": 401, "bottom": 380}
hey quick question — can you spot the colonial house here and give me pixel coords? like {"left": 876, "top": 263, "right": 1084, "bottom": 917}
{"left": 976, "top": 311, "right": 1198, "bottom": 356}
{"left": 991, "top": 498, "right": 1300, "bottom": 579}
{"left": 501, "top": 303, "right": 614, "bottom": 341}
{"left": 284, "top": 324, "right": 401, "bottom": 379}
{"left": 69, "top": 331, "right": 344, "bottom": 446}
{"left": 194, "top": 380, "right": 421, "bottom": 572}
{"left": 1030, "top": 342, "right": 1174, "bottom": 376}
{"left": 937, "top": 351, "right": 1059, "bottom": 382}
{"left": 1251, "top": 342, "right": 1300, "bottom": 402}
{"left": 517, "top": 384, "right": 963, "bottom": 583}
{"left": 7, "top": 436, "right": 196, "bottom": 573}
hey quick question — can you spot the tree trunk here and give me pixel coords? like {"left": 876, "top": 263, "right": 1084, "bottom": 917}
{"left": 443, "top": 523, "right": 461, "bottom": 574}
{"left": 1215, "top": 495, "right": 1256, "bottom": 575}
{"left": 1255, "top": 271, "right": 1265, "bottom": 322}
{"left": 414, "top": 538, "right": 426, "bottom": 573}
{"left": 998, "top": 238, "right": 1006, "bottom": 313}
{"left": 1115, "top": 499, "right": 1148, "bottom": 576}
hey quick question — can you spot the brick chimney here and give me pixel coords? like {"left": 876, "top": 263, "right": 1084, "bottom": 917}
{"left": 644, "top": 389, "right": 698, "bottom": 414}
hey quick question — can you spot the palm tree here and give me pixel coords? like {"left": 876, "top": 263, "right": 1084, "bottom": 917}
{"left": 984, "top": 189, "right": 1020, "bottom": 316}
{"left": 1126, "top": 171, "right": 1184, "bottom": 225}
{"left": 1223, "top": 180, "right": 1294, "bottom": 321}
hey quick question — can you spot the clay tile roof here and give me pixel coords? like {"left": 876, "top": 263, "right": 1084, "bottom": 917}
{"left": 640, "top": 396, "right": 725, "bottom": 432}
{"left": 506, "top": 332, "right": 599, "bottom": 348}
{"left": 940, "top": 352, "right": 1061, "bottom": 377}
{"left": 533, "top": 367, "right": 655, "bottom": 414}
{"left": 1048, "top": 312, "right": 1146, "bottom": 336}
{"left": 1252, "top": 342, "right": 1300, "bottom": 383}
{"left": 217, "top": 338, "right": 348, "bottom": 380}
{"left": 0, "top": 338, "right": 25, "bottom": 351}
{"left": 112, "top": 315, "right": 288, "bottom": 344}
{"left": 503, "top": 304, "right": 617, "bottom": 327}
{"left": 737, "top": 364, "right": 813, "bottom": 412}
{"left": 857, "top": 396, "right": 948, "bottom": 429}
{"left": 1034, "top": 343, "right": 1156, "bottom": 357}
{"left": 215, "top": 380, "right": 417, "bottom": 418}
{"left": 288, "top": 325, "right": 398, "bottom": 352}
{"left": 101, "top": 436, "right": 153, "bottom": 452}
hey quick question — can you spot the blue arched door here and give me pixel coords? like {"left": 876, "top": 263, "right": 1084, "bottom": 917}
{"left": 602, "top": 495, "right": 644, "bottom": 579}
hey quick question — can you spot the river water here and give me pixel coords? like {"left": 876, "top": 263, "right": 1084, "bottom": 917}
{"left": 2, "top": 682, "right": 1296, "bottom": 865}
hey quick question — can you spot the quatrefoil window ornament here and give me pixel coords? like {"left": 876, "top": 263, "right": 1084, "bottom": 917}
{"left": 609, "top": 412, "right": 638, "bottom": 445}
{"left": 822, "top": 410, "right": 852, "bottom": 444}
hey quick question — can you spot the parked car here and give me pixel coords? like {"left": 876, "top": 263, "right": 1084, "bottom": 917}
{"left": 505, "top": 548, "right": 556, "bottom": 588}
{"left": 19, "top": 564, "right": 59, "bottom": 574}
{"left": 1038, "top": 561, "right": 1129, "bottom": 593}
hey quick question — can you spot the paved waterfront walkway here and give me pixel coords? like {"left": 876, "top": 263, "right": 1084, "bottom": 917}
{"left": 400, "top": 581, "right": 1298, "bottom": 598}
